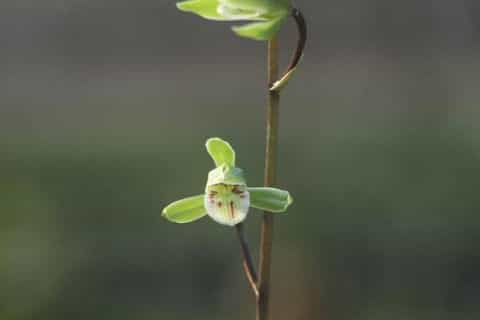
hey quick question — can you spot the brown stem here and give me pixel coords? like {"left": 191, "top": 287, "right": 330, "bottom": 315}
{"left": 235, "top": 223, "right": 259, "bottom": 297}
{"left": 257, "top": 36, "right": 280, "bottom": 320}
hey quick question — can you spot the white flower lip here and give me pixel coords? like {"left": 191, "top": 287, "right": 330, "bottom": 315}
{"left": 204, "top": 184, "right": 250, "bottom": 226}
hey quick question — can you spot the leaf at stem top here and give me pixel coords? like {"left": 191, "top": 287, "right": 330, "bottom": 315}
{"left": 162, "top": 195, "right": 206, "bottom": 223}
{"left": 248, "top": 187, "right": 293, "bottom": 212}
{"left": 206, "top": 137, "right": 236, "bottom": 167}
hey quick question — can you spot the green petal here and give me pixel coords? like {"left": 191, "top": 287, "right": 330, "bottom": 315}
{"left": 206, "top": 137, "right": 235, "bottom": 167}
{"left": 177, "top": 0, "right": 227, "bottom": 21}
{"left": 248, "top": 187, "right": 293, "bottom": 212}
{"left": 232, "top": 14, "right": 287, "bottom": 40}
{"left": 162, "top": 195, "right": 206, "bottom": 223}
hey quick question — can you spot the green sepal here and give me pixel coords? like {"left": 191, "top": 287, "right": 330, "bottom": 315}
{"left": 232, "top": 14, "right": 287, "bottom": 40}
{"left": 206, "top": 137, "right": 236, "bottom": 167}
{"left": 177, "top": 0, "right": 228, "bottom": 21}
{"left": 206, "top": 165, "right": 247, "bottom": 188}
{"left": 162, "top": 194, "right": 206, "bottom": 223}
{"left": 248, "top": 187, "right": 293, "bottom": 212}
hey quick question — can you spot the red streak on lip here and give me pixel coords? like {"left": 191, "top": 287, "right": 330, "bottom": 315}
{"left": 229, "top": 201, "right": 235, "bottom": 219}
{"left": 232, "top": 185, "right": 244, "bottom": 194}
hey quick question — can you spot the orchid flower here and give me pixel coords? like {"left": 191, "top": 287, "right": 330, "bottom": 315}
{"left": 176, "top": 0, "right": 291, "bottom": 40}
{"left": 162, "top": 137, "right": 293, "bottom": 226}
{"left": 176, "top": 0, "right": 307, "bottom": 91}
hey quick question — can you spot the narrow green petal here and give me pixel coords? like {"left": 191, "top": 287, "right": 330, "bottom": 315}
{"left": 177, "top": 0, "right": 227, "bottom": 21}
{"left": 248, "top": 187, "right": 293, "bottom": 212}
{"left": 162, "top": 195, "right": 206, "bottom": 223}
{"left": 206, "top": 137, "right": 235, "bottom": 167}
{"left": 232, "top": 14, "right": 287, "bottom": 40}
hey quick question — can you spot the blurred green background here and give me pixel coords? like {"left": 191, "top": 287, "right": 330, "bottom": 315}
{"left": 2, "top": 1, "right": 480, "bottom": 319}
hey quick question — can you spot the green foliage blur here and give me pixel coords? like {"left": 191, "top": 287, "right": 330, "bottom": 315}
{"left": 2, "top": 1, "right": 480, "bottom": 319}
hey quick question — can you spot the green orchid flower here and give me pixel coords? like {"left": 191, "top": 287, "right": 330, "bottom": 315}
{"left": 176, "top": 0, "right": 307, "bottom": 91}
{"left": 176, "top": 0, "right": 291, "bottom": 40}
{"left": 162, "top": 137, "right": 293, "bottom": 226}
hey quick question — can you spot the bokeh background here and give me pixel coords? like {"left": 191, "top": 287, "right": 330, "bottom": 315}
{"left": 2, "top": 1, "right": 480, "bottom": 319}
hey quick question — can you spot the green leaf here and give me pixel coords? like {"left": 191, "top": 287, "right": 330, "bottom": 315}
{"left": 206, "top": 137, "right": 235, "bottom": 167}
{"left": 177, "top": 0, "right": 228, "bottom": 21}
{"left": 232, "top": 14, "right": 287, "bottom": 40}
{"left": 248, "top": 187, "right": 293, "bottom": 212}
{"left": 162, "top": 195, "right": 206, "bottom": 223}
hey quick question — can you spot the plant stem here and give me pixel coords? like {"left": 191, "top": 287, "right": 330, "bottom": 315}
{"left": 235, "top": 223, "right": 259, "bottom": 297}
{"left": 257, "top": 36, "right": 280, "bottom": 320}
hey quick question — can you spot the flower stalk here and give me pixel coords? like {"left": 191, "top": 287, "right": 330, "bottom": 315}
{"left": 235, "top": 223, "right": 259, "bottom": 297}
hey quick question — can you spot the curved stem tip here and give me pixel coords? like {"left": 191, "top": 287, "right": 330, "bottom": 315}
{"left": 269, "top": 7, "right": 307, "bottom": 92}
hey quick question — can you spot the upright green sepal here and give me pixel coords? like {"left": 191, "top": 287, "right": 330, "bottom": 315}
{"left": 206, "top": 137, "right": 236, "bottom": 167}
{"left": 162, "top": 195, "right": 207, "bottom": 223}
{"left": 248, "top": 187, "right": 293, "bottom": 212}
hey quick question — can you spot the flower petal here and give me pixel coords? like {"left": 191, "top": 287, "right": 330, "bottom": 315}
{"left": 162, "top": 195, "right": 207, "bottom": 223}
{"left": 206, "top": 137, "right": 235, "bottom": 167}
{"left": 176, "top": 0, "right": 228, "bottom": 21}
{"left": 232, "top": 14, "right": 287, "bottom": 40}
{"left": 205, "top": 184, "right": 250, "bottom": 226}
{"left": 248, "top": 187, "right": 293, "bottom": 212}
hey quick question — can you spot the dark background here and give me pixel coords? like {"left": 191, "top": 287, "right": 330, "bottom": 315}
{"left": 1, "top": 1, "right": 480, "bottom": 319}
